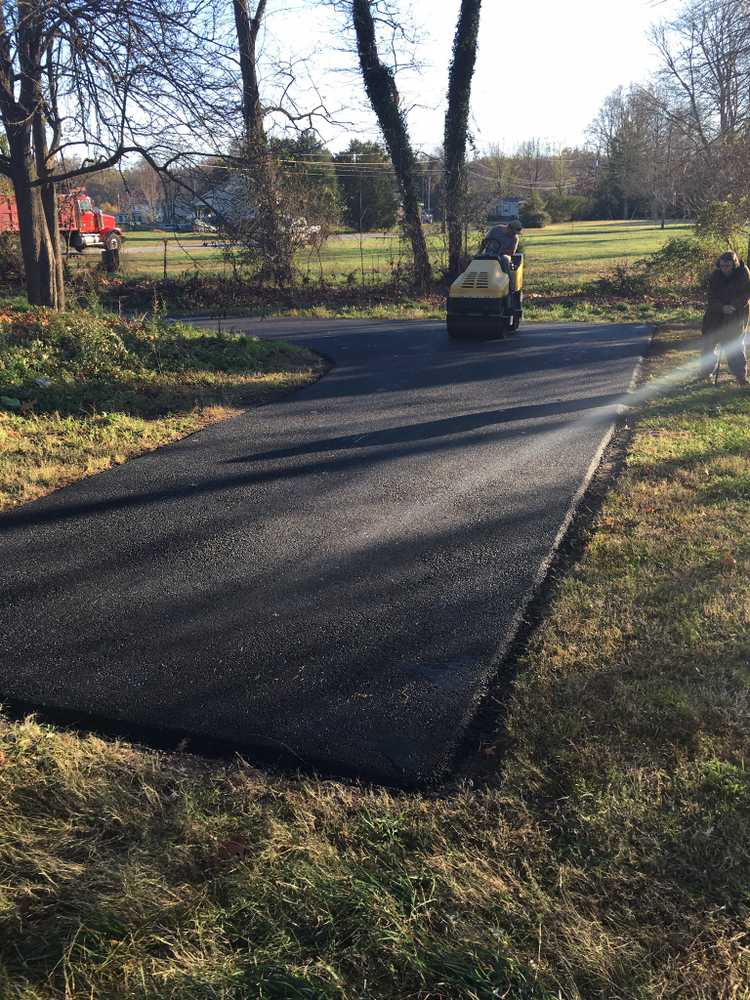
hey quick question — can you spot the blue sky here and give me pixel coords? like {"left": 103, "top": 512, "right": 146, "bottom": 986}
{"left": 262, "top": 0, "right": 684, "bottom": 153}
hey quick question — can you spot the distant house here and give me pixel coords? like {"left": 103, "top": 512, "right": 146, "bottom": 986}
{"left": 154, "top": 178, "right": 257, "bottom": 230}
{"left": 487, "top": 196, "right": 523, "bottom": 223}
{"left": 116, "top": 202, "right": 156, "bottom": 228}
{"left": 159, "top": 193, "right": 195, "bottom": 228}
{"left": 191, "top": 179, "right": 257, "bottom": 229}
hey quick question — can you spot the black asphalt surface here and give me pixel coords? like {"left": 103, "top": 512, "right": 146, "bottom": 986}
{"left": 0, "top": 320, "right": 651, "bottom": 783}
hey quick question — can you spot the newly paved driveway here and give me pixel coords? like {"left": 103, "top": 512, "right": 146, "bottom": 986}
{"left": 0, "top": 320, "right": 651, "bottom": 783}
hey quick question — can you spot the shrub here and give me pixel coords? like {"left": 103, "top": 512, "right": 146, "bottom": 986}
{"left": 0, "top": 308, "right": 308, "bottom": 407}
{"left": 520, "top": 191, "right": 550, "bottom": 229}
{"left": 1, "top": 309, "right": 132, "bottom": 384}
{"left": 594, "top": 261, "right": 650, "bottom": 298}
{"left": 593, "top": 236, "right": 725, "bottom": 299}
{"left": 694, "top": 200, "right": 748, "bottom": 253}
{"left": 641, "top": 236, "right": 724, "bottom": 290}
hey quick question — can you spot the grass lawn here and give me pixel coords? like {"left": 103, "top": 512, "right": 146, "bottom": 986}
{"left": 520, "top": 219, "right": 693, "bottom": 287}
{"left": 0, "top": 307, "right": 323, "bottom": 511}
{"left": 70, "top": 220, "right": 701, "bottom": 326}
{"left": 1, "top": 322, "right": 748, "bottom": 998}
{"left": 67, "top": 220, "right": 693, "bottom": 295}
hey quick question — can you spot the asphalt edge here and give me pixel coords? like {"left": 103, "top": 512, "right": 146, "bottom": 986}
{"left": 451, "top": 323, "right": 657, "bottom": 785}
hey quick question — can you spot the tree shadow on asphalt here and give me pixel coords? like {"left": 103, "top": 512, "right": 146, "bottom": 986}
{"left": 0, "top": 320, "right": 652, "bottom": 784}
{"left": 226, "top": 393, "right": 624, "bottom": 465}
{"left": 250, "top": 320, "right": 649, "bottom": 401}
{"left": 0, "top": 395, "right": 620, "bottom": 535}
{"left": 0, "top": 324, "right": 648, "bottom": 538}
{"left": 0, "top": 495, "right": 555, "bottom": 785}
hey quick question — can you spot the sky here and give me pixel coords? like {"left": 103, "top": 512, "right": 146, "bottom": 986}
{"left": 261, "top": 0, "right": 684, "bottom": 154}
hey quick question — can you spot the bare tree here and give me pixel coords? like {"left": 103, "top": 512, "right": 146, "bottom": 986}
{"left": 329, "top": 0, "right": 431, "bottom": 289}
{"left": 477, "top": 144, "right": 516, "bottom": 202}
{"left": 231, "top": 0, "right": 292, "bottom": 282}
{"left": 587, "top": 89, "right": 653, "bottom": 218}
{"left": 549, "top": 145, "right": 574, "bottom": 198}
{"left": 515, "top": 139, "right": 548, "bottom": 193}
{"left": 631, "top": 85, "right": 682, "bottom": 226}
{"left": 0, "top": 0, "right": 218, "bottom": 308}
{"left": 649, "top": 0, "right": 750, "bottom": 201}
{"left": 216, "top": 0, "right": 346, "bottom": 283}
{"left": 443, "top": 0, "right": 481, "bottom": 277}
{"left": 126, "top": 159, "right": 165, "bottom": 222}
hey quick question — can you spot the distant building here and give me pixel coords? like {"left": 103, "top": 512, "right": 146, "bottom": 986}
{"left": 487, "top": 196, "right": 523, "bottom": 223}
{"left": 191, "top": 179, "right": 257, "bottom": 227}
{"left": 159, "top": 193, "right": 195, "bottom": 228}
{"left": 158, "top": 178, "right": 257, "bottom": 230}
{"left": 116, "top": 202, "right": 156, "bottom": 228}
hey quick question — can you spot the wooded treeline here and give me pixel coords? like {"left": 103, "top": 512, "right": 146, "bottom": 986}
{"left": 458, "top": 0, "right": 750, "bottom": 227}
{"left": 3, "top": 0, "right": 746, "bottom": 307}
{"left": 567, "top": 0, "right": 750, "bottom": 223}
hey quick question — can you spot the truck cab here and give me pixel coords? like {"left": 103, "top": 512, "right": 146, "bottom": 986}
{"left": 59, "top": 190, "right": 123, "bottom": 252}
{"left": 0, "top": 187, "right": 123, "bottom": 253}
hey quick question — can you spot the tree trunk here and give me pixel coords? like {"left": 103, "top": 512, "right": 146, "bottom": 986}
{"left": 232, "top": 0, "right": 291, "bottom": 285}
{"left": 444, "top": 0, "right": 482, "bottom": 279}
{"left": 351, "top": 0, "right": 431, "bottom": 290}
{"left": 33, "top": 101, "right": 65, "bottom": 309}
{"left": 8, "top": 132, "right": 58, "bottom": 307}
{"left": 40, "top": 176, "right": 65, "bottom": 307}
{"left": 14, "top": 179, "right": 57, "bottom": 307}
{"left": 2, "top": 2, "right": 64, "bottom": 308}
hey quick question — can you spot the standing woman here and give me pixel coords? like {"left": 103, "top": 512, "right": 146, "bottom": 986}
{"left": 701, "top": 251, "right": 750, "bottom": 385}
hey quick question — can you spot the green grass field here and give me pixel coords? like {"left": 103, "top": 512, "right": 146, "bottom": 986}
{"left": 67, "top": 220, "right": 694, "bottom": 292}
{"left": 519, "top": 219, "right": 693, "bottom": 289}
{"left": 62, "top": 219, "right": 702, "bottom": 325}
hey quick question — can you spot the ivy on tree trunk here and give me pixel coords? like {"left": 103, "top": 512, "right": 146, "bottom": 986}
{"left": 351, "top": 0, "right": 431, "bottom": 290}
{"left": 233, "top": 0, "right": 292, "bottom": 285}
{"left": 444, "top": 0, "right": 482, "bottom": 280}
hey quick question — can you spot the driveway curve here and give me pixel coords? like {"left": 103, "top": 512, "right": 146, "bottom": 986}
{"left": 0, "top": 319, "right": 651, "bottom": 783}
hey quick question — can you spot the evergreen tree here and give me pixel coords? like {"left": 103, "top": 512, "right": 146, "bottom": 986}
{"left": 334, "top": 140, "right": 398, "bottom": 231}
{"left": 520, "top": 190, "right": 550, "bottom": 228}
{"left": 270, "top": 131, "right": 340, "bottom": 225}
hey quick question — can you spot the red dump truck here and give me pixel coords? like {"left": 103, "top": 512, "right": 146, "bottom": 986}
{"left": 0, "top": 188, "right": 123, "bottom": 252}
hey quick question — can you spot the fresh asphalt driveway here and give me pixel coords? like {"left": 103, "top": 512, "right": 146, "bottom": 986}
{"left": 0, "top": 320, "right": 651, "bottom": 783}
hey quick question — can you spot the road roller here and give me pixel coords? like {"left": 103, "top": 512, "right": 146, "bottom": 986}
{"left": 446, "top": 249, "right": 524, "bottom": 339}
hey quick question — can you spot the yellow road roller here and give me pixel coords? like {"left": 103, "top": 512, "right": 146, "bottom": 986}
{"left": 446, "top": 250, "right": 524, "bottom": 339}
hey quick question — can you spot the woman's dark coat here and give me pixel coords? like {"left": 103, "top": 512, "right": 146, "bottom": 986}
{"left": 703, "top": 260, "right": 750, "bottom": 338}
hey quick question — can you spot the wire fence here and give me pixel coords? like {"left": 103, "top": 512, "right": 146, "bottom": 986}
{"left": 67, "top": 228, "right": 458, "bottom": 288}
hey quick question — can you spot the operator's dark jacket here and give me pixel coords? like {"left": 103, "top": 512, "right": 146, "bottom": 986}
{"left": 702, "top": 260, "right": 750, "bottom": 339}
{"left": 484, "top": 225, "right": 519, "bottom": 257}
